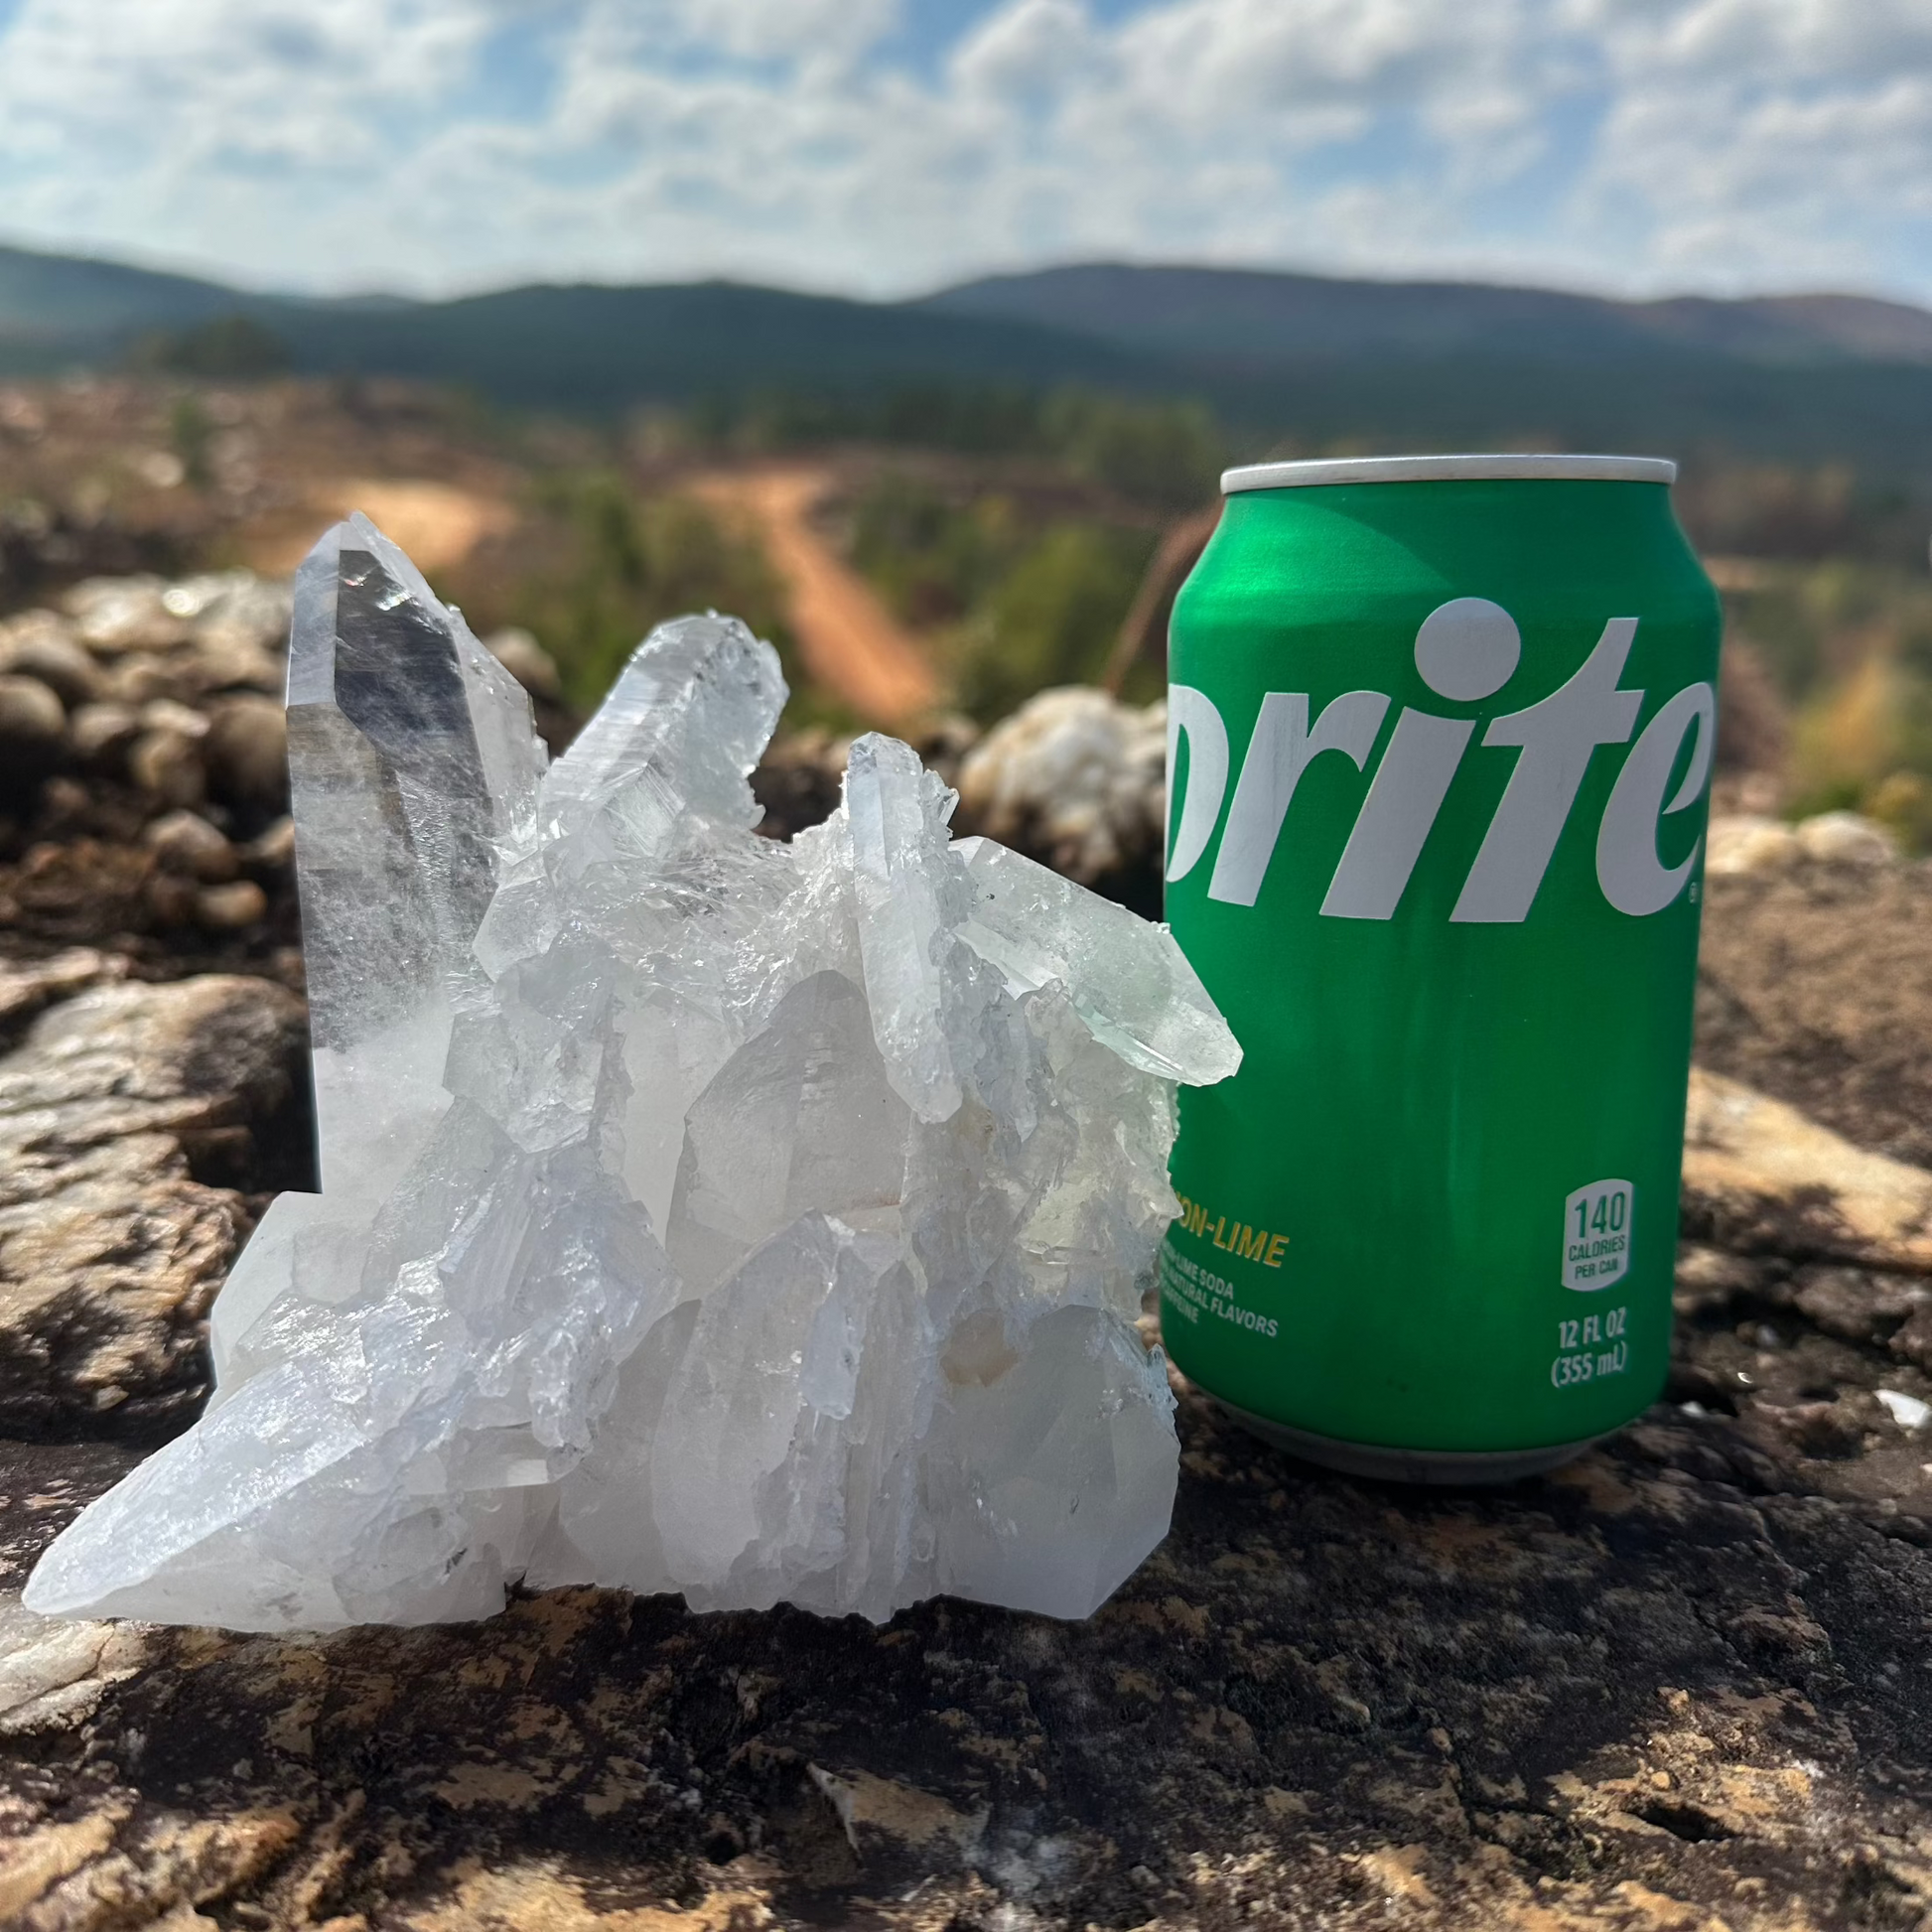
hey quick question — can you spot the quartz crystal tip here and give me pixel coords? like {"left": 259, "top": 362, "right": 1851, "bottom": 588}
{"left": 954, "top": 835, "right": 1240, "bottom": 1086}
{"left": 285, "top": 512, "right": 547, "bottom": 1201}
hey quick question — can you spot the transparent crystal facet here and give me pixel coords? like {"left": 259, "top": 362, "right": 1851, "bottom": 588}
{"left": 27, "top": 519, "right": 1239, "bottom": 1631}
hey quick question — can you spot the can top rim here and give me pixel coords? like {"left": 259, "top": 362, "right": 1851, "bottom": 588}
{"left": 1221, "top": 454, "right": 1678, "bottom": 492}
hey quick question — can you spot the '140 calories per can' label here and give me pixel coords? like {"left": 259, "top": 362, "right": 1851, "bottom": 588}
{"left": 1562, "top": 1178, "right": 1632, "bottom": 1291}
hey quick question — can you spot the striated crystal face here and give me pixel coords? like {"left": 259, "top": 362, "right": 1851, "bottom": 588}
{"left": 26, "top": 516, "right": 1239, "bottom": 1631}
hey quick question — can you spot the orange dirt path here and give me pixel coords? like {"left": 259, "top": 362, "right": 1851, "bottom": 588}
{"left": 248, "top": 479, "right": 516, "bottom": 578}
{"left": 691, "top": 468, "right": 940, "bottom": 727}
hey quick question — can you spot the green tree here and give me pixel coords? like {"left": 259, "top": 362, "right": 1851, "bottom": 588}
{"left": 1041, "top": 391, "right": 1226, "bottom": 509}
{"left": 956, "top": 523, "right": 1155, "bottom": 721}
{"left": 445, "top": 473, "right": 799, "bottom": 716}
{"left": 170, "top": 396, "right": 214, "bottom": 488}
{"left": 848, "top": 479, "right": 1022, "bottom": 626}
{"left": 136, "top": 314, "right": 292, "bottom": 379}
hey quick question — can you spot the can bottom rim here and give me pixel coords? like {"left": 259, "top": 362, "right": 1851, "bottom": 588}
{"left": 1215, "top": 1400, "right": 1601, "bottom": 1486}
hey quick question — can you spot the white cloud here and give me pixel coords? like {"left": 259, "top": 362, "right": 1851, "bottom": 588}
{"left": 0, "top": 0, "right": 1925, "bottom": 302}
{"left": 1575, "top": 0, "right": 1932, "bottom": 291}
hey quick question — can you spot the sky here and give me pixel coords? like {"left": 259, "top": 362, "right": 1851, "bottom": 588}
{"left": 0, "top": 0, "right": 1929, "bottom": 305}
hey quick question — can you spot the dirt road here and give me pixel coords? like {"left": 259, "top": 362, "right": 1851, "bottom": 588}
{"left": 692, "top": 468, "right": 939, "bottom": 726}
{"left": 249, "top": 479, "right": 516, "bottom": 578}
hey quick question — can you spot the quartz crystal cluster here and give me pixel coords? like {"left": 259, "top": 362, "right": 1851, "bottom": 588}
{"left": 27, "top": 515, "right": 1239, "bottom": 1631}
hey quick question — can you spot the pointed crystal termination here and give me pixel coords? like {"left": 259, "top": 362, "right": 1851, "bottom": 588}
{"left": 286, "top": 513, "right": 546, "bottom": 1202}
{"left": 954, "top": 836, "right": 1241, "bottom": 1085}
{"left": 27, "top": 526, "right": 1239, "bottom": 1632}
{"left": 846, "top": 734, "right": 967, "bottom": 1121}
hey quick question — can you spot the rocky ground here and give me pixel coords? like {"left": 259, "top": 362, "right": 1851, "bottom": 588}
{"left": 7, "top": 581, "right": 1932, "bottom": 1927}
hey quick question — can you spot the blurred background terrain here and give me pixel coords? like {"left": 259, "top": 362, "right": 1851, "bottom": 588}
{"left": 1, "top": 241, "right": 1931, "bottom": 846}
{"left": 15, "top": 14, "right": 1932, "bottom": 1921}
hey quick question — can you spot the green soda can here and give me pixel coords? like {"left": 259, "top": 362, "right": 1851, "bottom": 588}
{"left": 1159, "top": 454, "right": 1721, "bottom": 1482}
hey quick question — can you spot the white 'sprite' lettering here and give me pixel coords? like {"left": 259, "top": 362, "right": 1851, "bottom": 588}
{"left": 1207, "top": 689, "right": 1388, "bottom": 906}
{"left": 1166, "top": 685, "right": 1229, "bottom": 885}
{"left": 1170, "top": 599, "right": 1715, "bottom": 920}
{"left": 1451, "top": 619, "right": 1643, "bottom": 923}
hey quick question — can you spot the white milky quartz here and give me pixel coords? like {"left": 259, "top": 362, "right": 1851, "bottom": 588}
{"left": 26, "top": 515, "right": 1239, "bottom": 1631}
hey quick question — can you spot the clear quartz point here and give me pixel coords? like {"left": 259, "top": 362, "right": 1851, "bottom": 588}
{"left": 27, "top": 524, "right": 1239, "bottom": 1631}
{"left": 284, "top": 512, "right": 546, "bottom": 1204}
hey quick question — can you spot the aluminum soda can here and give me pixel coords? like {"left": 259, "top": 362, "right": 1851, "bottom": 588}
{"left": 1159, "top": 454, "right": 1722, "bottom": 1482}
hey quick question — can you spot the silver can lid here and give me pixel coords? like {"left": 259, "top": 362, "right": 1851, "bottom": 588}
{"left": 1221, "top": 453, "right": 1677, "bottom": 492}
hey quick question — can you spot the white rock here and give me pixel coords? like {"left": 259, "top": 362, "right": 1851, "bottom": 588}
{"left": 26, "top": 518, "right": 1238, "bottom": 1632}
{"left": 1705, "top": 813, "right": 1801, "bottom": 879}
{"left": 485, "top": 625, "right": 564, "bottom": 703}
{"left": 957, "top": 687, "right": 1167, "bottom": 884}
{"left": 64, "top": 575, "right": 191, "bottom": 653}
{"left": 1795, "top": 810, "right": 1896, "bottom": 868}
{"left": 1877, "top": 1388, "right": 1931, "bottom": 1432}
{"left": 0, "top": 1599, "right": 146, "bottom": 1734}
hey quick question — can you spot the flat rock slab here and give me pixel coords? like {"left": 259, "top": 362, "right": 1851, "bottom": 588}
{"left": 6, "top": 1319, "right": 1932, "bottom": 1932}
{"left": 0, "top": 970, "right": 309, "bottom": 1440}
{"left": 1683, "top": 1066, "right": 1932, "bottom": 1272}
{"left": 1698, "top": 863, "right": 1932, "bottom": 1173}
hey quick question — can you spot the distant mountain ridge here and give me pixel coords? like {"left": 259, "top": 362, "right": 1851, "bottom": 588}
{"left": 267, "top": 280, "right": 1157, "bottom": 411}
{"left": 0, "top": 248, "right": 246, "bottom": 348}
{"left": 0, "top": 246, "right": 405, "bottom": 367}
{"left": 4, "top": 241, "right": 1932, "bottom": 480}
{"left": 8, "top": 241, "right": 1931, "bottom": 374}
{"left": 0, "top": 244, "right": 1160, "bottom": 400}
{"left": 915, "top": 262, "right": 1932, "bottom": 368}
